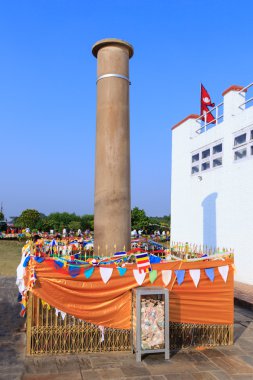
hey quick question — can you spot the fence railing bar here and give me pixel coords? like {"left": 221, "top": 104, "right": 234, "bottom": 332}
{"left": 238, "top": 82, "right": 253, "bottom": 94}
{"left": 196, "top": 103, "right": 224, "bottom": 123}
{"left": 239, "top": 96, "right": 253, "bottom": 108}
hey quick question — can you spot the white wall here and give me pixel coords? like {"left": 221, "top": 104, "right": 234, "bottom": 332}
{"left": 171, "top": 88, "right": 253, "bottom": 285}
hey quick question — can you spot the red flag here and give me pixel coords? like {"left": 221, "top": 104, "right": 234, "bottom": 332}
{"left": 201, "top": 84, "right": 215, "bottom": 124}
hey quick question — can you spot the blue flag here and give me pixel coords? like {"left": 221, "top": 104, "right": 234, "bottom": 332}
{"left": 34, "top": 257, "right": 45, "bottom": 263}
{"left": 84, "top": 267, "right": 94, "bottom": 279}
{"left": 117, "top": 267, "right": 127, "bottom": 276}
{"left": 205, "top": 267, "right": 215, "bottom": 282}
{"left": 175, "top": 269, "right": 185, "bottom": 285}
{"left": 23, "top": 256, "right": 30, "bottom": 267}
{"left": 54, "top": 260, "right": 64, "bottom": 269}
{"left": 68, "top": 265, "right": 80, "bottom": 278}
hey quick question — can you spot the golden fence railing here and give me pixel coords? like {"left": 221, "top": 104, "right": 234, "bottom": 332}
{"left": 26, "top": 293, "right": 233, "bottom": 355}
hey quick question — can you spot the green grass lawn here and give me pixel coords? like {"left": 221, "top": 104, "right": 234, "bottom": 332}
{"left": 0, "top": 240, "right": 24, "bottom": 276}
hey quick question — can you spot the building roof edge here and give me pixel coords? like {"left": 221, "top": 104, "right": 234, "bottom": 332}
{"left": 172, "top": 114, "right": 199, "bottom": 131}
{"left": 222, "top": 85, "right": 246, "bottom": 96}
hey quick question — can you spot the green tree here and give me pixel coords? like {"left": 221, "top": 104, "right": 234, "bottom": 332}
{"left": 16, "top": 209, "right": 42, "bottom": 230}
{"left": 149, "top": 215, "right": 170, "bottom": 228}
{"left": 47, "top": 212, "right": 80, "bottom": 231}
{"left": 36, "top": 217, "right": 51, "bottom": 232}
{"left": 80, "top": 214, "right": 94, "bottom": 231}
{"left": 0, "top": 211, "right": 4, "bottom": 221}
{"left": 68, "top": 221, "right": 81, "bottom": 231}
{"left": 131, "top": 207, "right": 149, "bottom": 231}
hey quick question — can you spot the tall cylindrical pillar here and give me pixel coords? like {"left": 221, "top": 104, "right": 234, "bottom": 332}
{"left": 92, "top": 38, "right": 134, "bottom": 256}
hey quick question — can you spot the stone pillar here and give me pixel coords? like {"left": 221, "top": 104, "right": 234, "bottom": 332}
{"left": 92, "top": 38, "right": 134, "bottom": 256}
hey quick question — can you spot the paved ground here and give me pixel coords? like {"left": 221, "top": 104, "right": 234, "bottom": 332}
{"left": 1, "top": 277, "right": 253, "bottom": 380}
{"left": 234, "top": 281, "right": 253, "bottom": 311}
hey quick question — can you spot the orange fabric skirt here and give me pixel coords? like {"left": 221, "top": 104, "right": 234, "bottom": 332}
{"left": 27, "top": 257, "right": 234, "bottom": 329}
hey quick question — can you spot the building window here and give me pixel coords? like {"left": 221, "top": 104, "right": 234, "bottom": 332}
{"left": 202, "top": 149, "right": 210, "bottom": 159}
{"left": 202, "top": 162, "right": 210, "bottom": 171}
{"left": 192, "top": 153, "right": 199, "bottom": 163}
{"left": 213, "top": 143, "right": 222, "bottom": 154}
{"left": 234, "top": 133, "right": 246, "bottom": 146}
{"left": 213, "top": 157, "right": 222, "bottom": 167}
{"left": 233, "top": 127, "right": 253, "bottom": 163}
{"left": 234, "top": 148, "right": 247, "bottom": 161}
{"left": 191, "top": 140, "right": 223, "bottom": 175}
{"left": 191, "top": 166, "right": 199, "bottom": 174}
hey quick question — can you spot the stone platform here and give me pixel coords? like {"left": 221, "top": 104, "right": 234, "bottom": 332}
{"left": 1, "top": 277, "right": 253, "bottom": 380}
{"left": 234, "top": 281, "right": 253, "bottom": 311}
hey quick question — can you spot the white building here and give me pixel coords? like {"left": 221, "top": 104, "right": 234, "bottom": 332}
{"left": 171, "top": 84, "right": 253, "bottom": 285}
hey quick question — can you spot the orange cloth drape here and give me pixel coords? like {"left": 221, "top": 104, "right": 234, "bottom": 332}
{"left": 27, "top": 258, "right": 234, "bottom": 329}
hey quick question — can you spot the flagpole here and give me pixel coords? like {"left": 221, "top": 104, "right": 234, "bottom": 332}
{"left": 200, "top": 82, "right": 204, "bottom": 131}
{"left": 200, "top": 82, "right": 202, "bottom": 118}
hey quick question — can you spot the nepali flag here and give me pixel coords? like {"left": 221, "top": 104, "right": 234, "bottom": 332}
{"left": 201, "top": 84, "right": 215, "bottom": 124}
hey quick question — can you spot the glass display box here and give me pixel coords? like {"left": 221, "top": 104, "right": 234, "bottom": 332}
{"left": 132, "top": 287, "right": 169, "bottom": 362}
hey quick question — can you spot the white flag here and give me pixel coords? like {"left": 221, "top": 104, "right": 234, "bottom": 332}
{"left": 100, "top": 267, "right": 113, "bottom": 284}
{"left": 133, "top": 269, "right": 146, "bottom": 285}
{"left": 218, "top": 265, "right": 229, "bottom": 283}
{"left": 162, "top": 270, "right": 172, "bottom": 286}
{"left": 189, "top": 269, "right": 201, "bottom": 287}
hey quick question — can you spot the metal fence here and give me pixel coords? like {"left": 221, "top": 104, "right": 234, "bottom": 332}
{"left": 26, "top": 293, "right": 233, "bottom": 355}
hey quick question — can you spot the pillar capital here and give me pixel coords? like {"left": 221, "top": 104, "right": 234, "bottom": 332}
{"left": 92, "top": 38, "right": 134, "bottom": 59}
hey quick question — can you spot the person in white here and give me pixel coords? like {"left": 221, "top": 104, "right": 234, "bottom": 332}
{"left": 131, "top": 230, "right": 137, "bottom": 238}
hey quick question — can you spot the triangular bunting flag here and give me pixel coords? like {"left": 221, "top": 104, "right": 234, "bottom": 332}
{"left": 218, "top": 265, "right": 229, "bottom": 283}
{"left": 100, "top": 267, "right": 113, "bottom": 284}
{"left": 150, "top": 255, "right": 161, "bottom": 263}
{"left": 149, "top": 270, "right": 157, "bottom": 284}
{"left": 34, "top": 257, "right": 45, "bottom": 263}
{"left": 117, "top": 267, "right": 127, "bottom": 276}
{"left": 205, "top": 267, "right": 215, "bottom": 282}
{"left": 133, "top": 269, "right": 146, "bottom": 285}
{"left": 68, "top": 265, "right": 80, "bottom": 278}
{"left": 23, "top": 256, "right": 30, "bottom": 267}
{"left": 189, "top": 269, "right": 200, "bottom": 288}
{"left": 54, "top": 260, "right": 64, "bottom": 270}
{"left": 175, "top": 269, "right": 185, "bottom": 286}
{"left": 84, "top": 267, "right": 94, "bottom": 279}
{"left": 162, "top": 270, "right": 172, "bottom": 286}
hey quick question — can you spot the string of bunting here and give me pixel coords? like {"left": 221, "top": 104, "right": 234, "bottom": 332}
{"left": 18, "top": 242, "right": 233, "bottom": 318}
{"left": 32, "top": 256, "right": 232, "bottom": 286}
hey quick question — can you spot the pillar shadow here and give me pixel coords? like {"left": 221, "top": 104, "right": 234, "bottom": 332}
{"left": 201, "top": 193, "right": 218, "bottom": 248}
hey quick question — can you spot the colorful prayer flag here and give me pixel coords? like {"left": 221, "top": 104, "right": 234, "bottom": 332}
{"left": 135, "top": 252, "right": 152, "bottom": 274}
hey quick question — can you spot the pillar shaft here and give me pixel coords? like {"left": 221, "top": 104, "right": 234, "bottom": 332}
{"left": 92, "top": 39, "right": 134, "bottom": 256}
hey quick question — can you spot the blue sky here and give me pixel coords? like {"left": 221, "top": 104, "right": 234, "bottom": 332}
{"left": 1, "top": 0, "right": 253, "bottom": 219}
